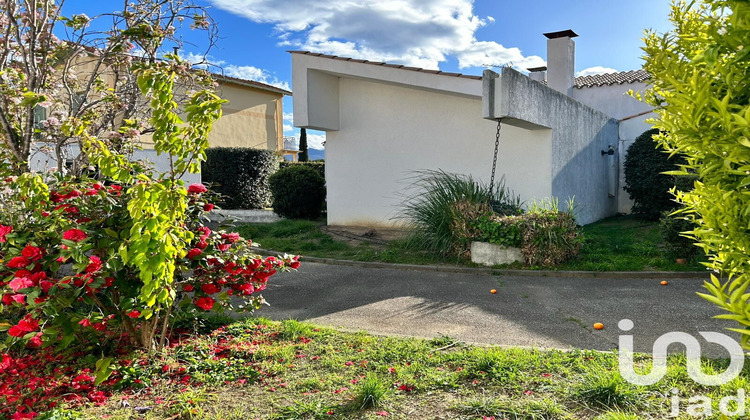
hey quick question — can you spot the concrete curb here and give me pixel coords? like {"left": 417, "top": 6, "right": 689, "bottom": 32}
{"left": 254, "top": 247, "right": 710, "bottom": 279}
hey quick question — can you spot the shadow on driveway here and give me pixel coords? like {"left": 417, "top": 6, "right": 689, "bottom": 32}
{"left": 256, "top": 262, "right": 736, "bottom": 357}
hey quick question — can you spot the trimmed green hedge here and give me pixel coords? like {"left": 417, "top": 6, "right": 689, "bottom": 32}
{"left": 201, "top": 148, "right": 279, "bottom": 209}
{"left": 279, "top": 161, "right": 325, "bottom": 179}
{"left": 269, "top": 165, "right": 326, "bottom": 219}
{"left": 623, "top": 128, "right": 685, "bottom": 220}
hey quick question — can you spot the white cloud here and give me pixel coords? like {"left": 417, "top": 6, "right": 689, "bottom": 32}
{"left": 306, "top": 133, "right": 326, "bottom": 150}
{"left": 208, "top": 0, "right": 544, "bottom": 70}
{"left": 224, "top": 65, "right": 291, "bottom": 91}
{"left": 576, "top": 66, "right": 618, "bottom": 77}
{"left": 458, "top": 41, "right": 545, "bottom": 69}
{"left": 283, "top": 124, "right": 294, "bottom": 132}
{"left": 180, "top": 51, "right": 291, "bottom": 91}
{"left": 283, "top": 131, "right": 326, "bottom": 150}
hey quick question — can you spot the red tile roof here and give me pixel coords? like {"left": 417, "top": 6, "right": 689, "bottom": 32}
{"left": 574, "top": 69, "right": 650, "bottom": 88}
{"left": 289, "top": 51, "right": 650, "bottom": 88}
{"left": 212, "top": 73, "right": 292, "bottom": 96}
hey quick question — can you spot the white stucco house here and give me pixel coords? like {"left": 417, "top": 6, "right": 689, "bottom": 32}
{"left": 291, "top": 30, "right": 654, "bottom": 227}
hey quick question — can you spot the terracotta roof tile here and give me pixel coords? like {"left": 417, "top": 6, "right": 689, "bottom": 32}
{"left": 573, "top": 69, "right": 650, "bottom": 88}
{"left": 288, "top": 51, "right": 648, "bottom": 87}
{"left": 212, "top": 73, "right": 291, "bottom": 96}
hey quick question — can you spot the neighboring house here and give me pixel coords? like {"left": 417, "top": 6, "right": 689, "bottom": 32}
{"left": 136, "top": 74, "right": 292, "bottom": 181}
{"left": 28, "top": 47, "right": 292, "bottom": 181}
{"left": 291, "top": 30, "right": 654, "bottom": 227}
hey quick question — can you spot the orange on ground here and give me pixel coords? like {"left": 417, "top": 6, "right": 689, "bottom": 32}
{"left": 660, "top": 280, "right": 668, "bottom": 286}
{"left": 490, "top": 289, "right": 497, "bottom": 294}
{"left": 593, "top": 322, "right": 604, "bottom": 330}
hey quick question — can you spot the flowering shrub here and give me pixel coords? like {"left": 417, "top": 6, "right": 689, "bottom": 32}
{"left": 0, "top": 173, "right": 298, "bottom": 354}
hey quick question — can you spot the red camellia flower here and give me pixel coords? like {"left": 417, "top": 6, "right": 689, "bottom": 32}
{"left": 186, "top": 248, "right": 202, "bottom": 259}
{"left": 0, "top": 224, "right": 12, "bottom": 242}
{"left": 187, "top": 183, "right": 208, "bottom": 194}
{"left": 183, "top": 284, "right": 194, "bottom": 292}
{"left": 195, "top": 296, "right": 214, "bottom": 311}
{"left": 21, "top": 245, "right": 43, "bottom": 261}
{"left": 197, "top": 226, "right": 211, "bottom": 238}
{"left": 8, "top": 277, "right": 33, "bottom": 292}
{"left": 203, "top": 203, "right": 214, "bottom": 212}
{"left": 126, "top": 310, "right": 141, "bottom": 318}
{"left": 221, "top": 232, "right": 240, "bottom": 243}
{"left": 201, "top": 284, "right": 220, "bottom": 294}
{"left": 62, "top": 228, "right": 87, "bottom": 242}
{"left": 6, "top": 256, "right": 30, "bottom": 269}
{"left": 85, "top": 255, "right": 102, "bottom": 273}
{"left": 11, "top": 294, "right": 25, "bottom": 304}
{"left": 8, "top": 316, "right": 38, "bottom": 337}
{"left": 7, "top": 325, "right": 25, "bottom": 337}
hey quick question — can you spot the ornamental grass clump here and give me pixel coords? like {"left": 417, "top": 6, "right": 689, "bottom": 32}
{"left": 399, "top": 170, "right": 521, "bottom": 257}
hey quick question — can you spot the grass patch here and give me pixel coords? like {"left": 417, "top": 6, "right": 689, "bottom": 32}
{"left": 234, "top": 215, "right": 707, "bottom": 272}
{"left": 42, "top": 317, "right": 748, "bottom": 419}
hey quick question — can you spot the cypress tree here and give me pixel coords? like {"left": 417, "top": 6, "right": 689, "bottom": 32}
{"left": 299, "top": 128, "right": 309, "bottom": 162}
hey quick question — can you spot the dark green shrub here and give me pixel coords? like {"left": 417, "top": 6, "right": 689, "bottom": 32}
{"left": 202, "top": 148, "right": 279, "bottom": 209}
{"left": 659, "top": 210, "right": 699, "bottom": 259}
{"left": 279, "top": 161, "right": 325, "bottom": 179}
{"left": 623, "top": 128, "right": 686, "bottom": 220}
{"left": 268, "top": 165, "right": 326, "bottom": 219}
{"left": 398, "top": 170, "right": 521, "bottom": 257}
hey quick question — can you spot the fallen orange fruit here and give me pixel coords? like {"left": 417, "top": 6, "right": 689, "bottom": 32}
{"left": 490, "top": 289, "right": 497, "bottom": 294}
{"left": 660, "top": 280, "right": 668, "bottom": 286}
{"left": 593, "top": 323, "right": 604, "bottom": 330}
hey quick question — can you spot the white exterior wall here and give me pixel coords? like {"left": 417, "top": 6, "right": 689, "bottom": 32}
{"left": 573, "top": 82, "right": 655, "bottom": 214}
{"left": 327, "top": 77, "right": 552, "bottom": 227}
{"left": 572, "top": 82, "right": 650, "bottom": 120}
{"left": 28, "top": 143, "right": 200, "bottom": 184}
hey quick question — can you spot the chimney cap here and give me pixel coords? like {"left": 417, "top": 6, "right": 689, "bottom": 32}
{"left": 527, "top": 66, "right": 548, "bottom": 72}
{"left": 543, "top": 29, "right": 579, "bottom": 39}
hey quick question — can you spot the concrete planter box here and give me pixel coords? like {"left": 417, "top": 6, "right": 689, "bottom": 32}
{"left": 208, "top": 209, "right": 280, "bottom": 224}
{"left": 470, "top": 241, "right": 523, "bottom": 266}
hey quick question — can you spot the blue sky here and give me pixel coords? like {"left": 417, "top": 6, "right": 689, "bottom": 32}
{"left": 61, "top": 0, "right": 674, "bottom": 150}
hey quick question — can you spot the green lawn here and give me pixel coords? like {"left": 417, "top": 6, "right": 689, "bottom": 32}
{"left": 234, "top": 215, "right": 706, "bottom": 272}
{"left": 64, "top": 316, "right": 746, "bottom": 419}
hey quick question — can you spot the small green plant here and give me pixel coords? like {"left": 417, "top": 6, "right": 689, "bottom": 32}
{"left": 274, "top": 399, "right": 333, "bottom": 420}
{"left": 472, "top": 213, "right": 523, "bottom": 248}
{"left": 269, "top": 165, "right": 326, "bottom": 219}
{"left": 573, "top": 367, "right": 647, "bottom": 410}
{"left": 399, "top": 170, "right": 521, "bottom": 256}
{"left": 455, "top": 397, "right": 569, "bottom": 419}
{"left": 520, "top": 199, "right": 582, "bottom": 266}
{"left": 659, "top": 210, "right": 699, "bottom": 259}
{"left": 280, "top": 319, "right": 315, "bottom": 341}
{"left": 353, "top": 375, "right": 389, "bottom": 409}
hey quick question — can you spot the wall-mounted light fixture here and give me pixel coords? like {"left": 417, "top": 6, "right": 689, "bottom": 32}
{"left": 601, "top": 145, "right": 615, "bottom": 156}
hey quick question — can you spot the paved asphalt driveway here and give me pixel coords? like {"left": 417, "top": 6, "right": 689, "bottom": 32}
{"left": 259, "top": 262, "right": 738, "bottom": 357}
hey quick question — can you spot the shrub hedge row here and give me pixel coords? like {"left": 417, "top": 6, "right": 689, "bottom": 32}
{"left": 201, "top": 148, "right": 279, "bottom": 209}
{"left": 279, "top": 161, "right": 325, "bottom": 179}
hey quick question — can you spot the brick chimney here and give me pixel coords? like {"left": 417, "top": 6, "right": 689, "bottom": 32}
{"left": 543, "top": 29, "right": 578, "bottom": 95}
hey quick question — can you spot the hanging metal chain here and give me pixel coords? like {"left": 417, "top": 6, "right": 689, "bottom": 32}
{"left": 489, "top": 119, "right": 502, "bottom": 192}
